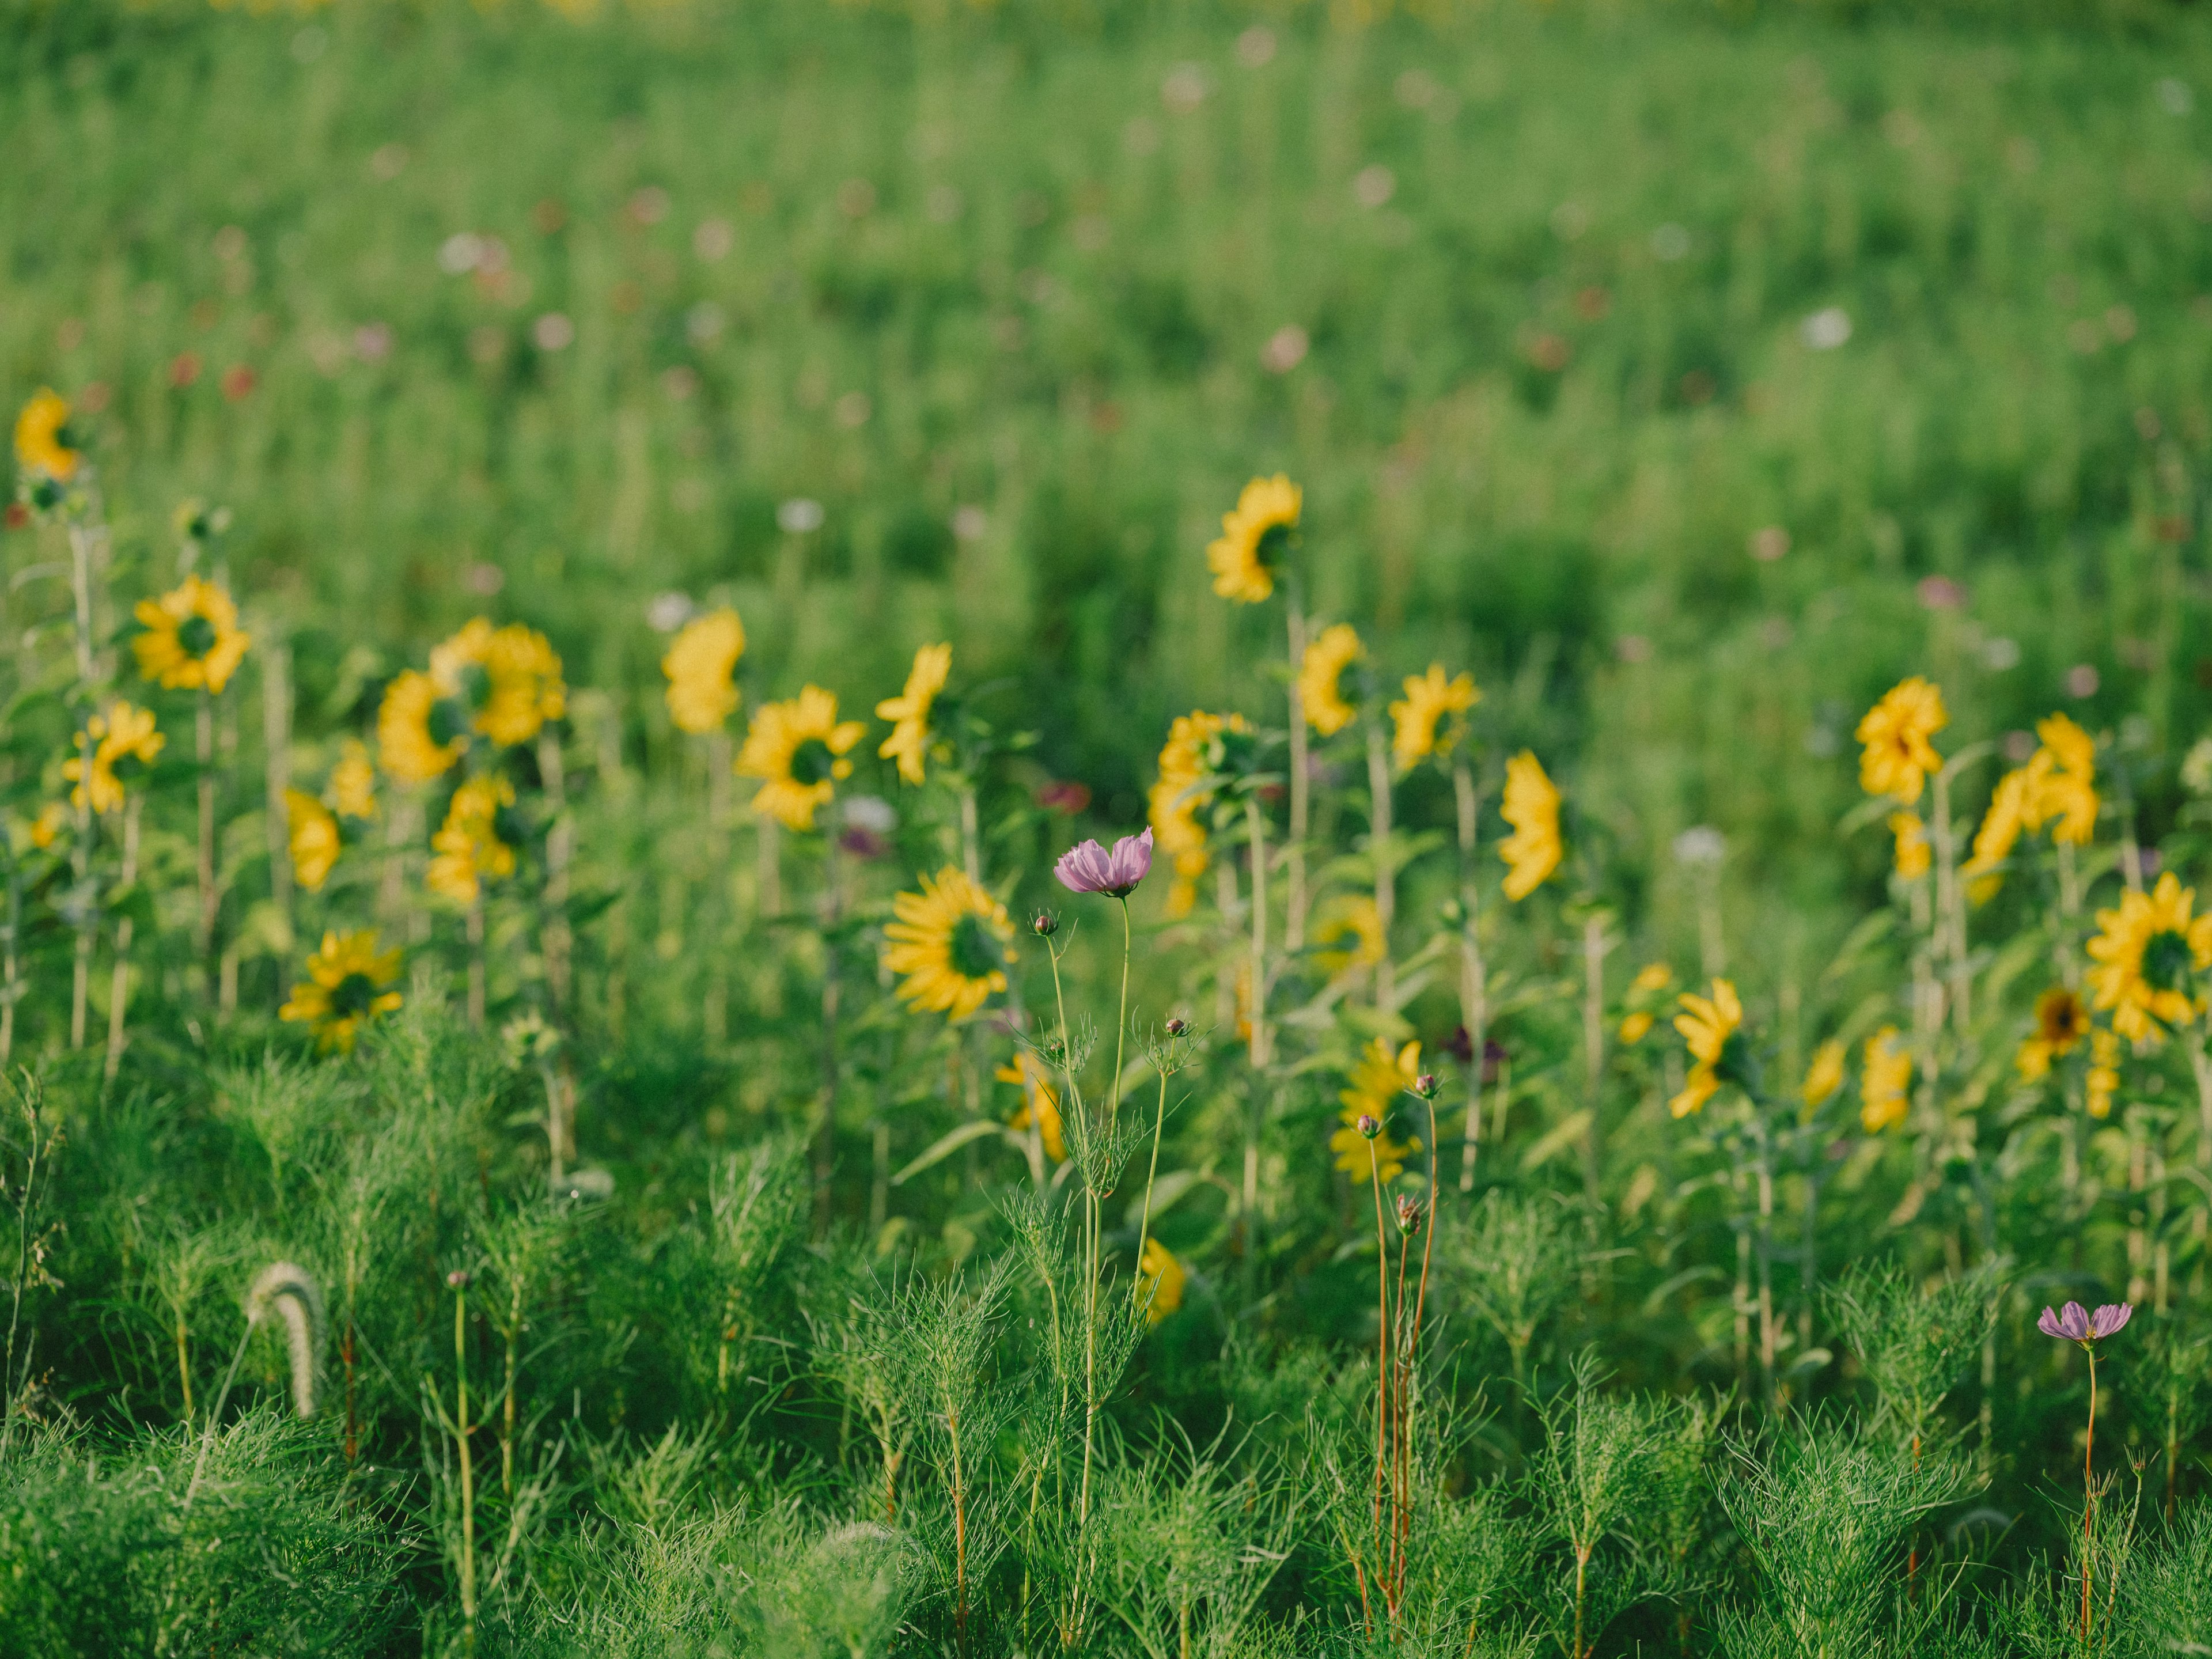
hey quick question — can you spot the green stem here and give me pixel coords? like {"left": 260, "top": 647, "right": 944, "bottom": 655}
{"left": 1135, "top": 1068, "right": 1169, "bottom": 1304}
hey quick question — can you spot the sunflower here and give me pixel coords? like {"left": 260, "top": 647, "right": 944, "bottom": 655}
{"left": 1312, "top": 893, "right": 1388, "bottom": 976}
{"left": 1861, "top": 1027, "right": 1911, "bottom": 1132}
{"left": 329, "top": 740, "right": 377, "bottom": 822}
{"left": 998, "top": 1054, "right": 1066, "bottom": 1162}
{"left": 1618, "top": 1010, "right": 1654, "bottom": 1044}
{"left": 1297, "top": 624, "right": 1363, "bottom": 737}
{"left": 1631, "top": 962, "right": 1674, "bottom": 995}
{"left": 2086, "top": 871, "right": 2212, "bottom": 1044}
{"left": 1961, "top": 762, "right": 2039, "bottom": 897}
{"left": 14, "top": 389, "right": 79, "bottom": 483}
{"left": 1138, "top": 1237, "right": 1186, "bottom": 1325}
{"left": 1889, "top": 812, "right": 1930, "bottom": 880}
{"left": 1855, "top": 676, "right": 1947, "bottom": 804}
{"left": 662, "top": 608, "right": 747, "bottom": 734}
{"left": 377, "top": 670, "right": 467, "bottom": 786}
{"left": 1331, "top": 1037, "right": 1423, "bottom": 1181}
{"left": 2016, "top": 986, "right": 2089, "bottom": 1081}
{"left": 25, "top": 801, "right": 67, "bottom": 851}
{"left": 279, "top": 929, "right": 403, "bottom": 1054}
{"left": 2035, "top": 712, "right": 2097, "bottom": 846}
{"left": 429, "top": 618, "right": 567, "bottom": 748}
{"left": 737, "top": 685, "right": 866, "bottom": 831}
{"left": 1389, "top": 665, "right": 1480, "bottom": 771}
{"left": 876, "top": 643, "right": 952, "bottom": 785}
{"left": 1669, "top": 978, "right": 1744, "bottom": 1118}
{"left": 1802, "top": 1039, "right": 1846, "bottom": 1110}
{"left": 2086, "top": 1028, "right": 2120, "bottom": 1119}
{"left": 1498, "top": 751, "right": 1562, "bottom": 902}
{"left": 132, "top": 574, "right": 251, "bottom": 695}
{"left": 286, "top": 789, "right": 342, "bottom": 893}
{"left": 1206, "top": 474, "right": 1301, "bottom": 603}
{"left": 427, "top": 775, "right": 518, "bottom": 905}
{"left": 884, "top": 868, "right": 1015, "bottom": 1021}
{"left": 1147, "top": 710, "right": 1249, "bottom": 918}
{"left": 64, "top": 702, "right": 165, "bottom": 815}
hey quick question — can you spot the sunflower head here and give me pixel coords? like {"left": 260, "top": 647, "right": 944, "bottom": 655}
{"left": 1138, "top": 1237, "right": 1186, "bottom": 1324}
{"left": 286, "top": 788, "right": 342, "bottom": 893}
{"left": 1389, "top": 664, "right": 1480, "bottom": 771}
{"left": 1333, "top": 1038, "right": 1423, "bottom": 1180}
{"left": 663, "top": 608, "right": 747, "bottom": 734}
{"left": 1854, "top": 676, "right": 1948, "bottom": 804}
{"left": 1669, "top": 979, "right": 1751, "bottom": 1116}
{"left": 430, "top": 618, "right": 567, "bottom": 749}
{"left": 738, "top": 685, "right": 867, "bottom": 831}
{"left": 1888, "top": 812, "right": 1930, "bottom": 881}
{"left": 1148, "top": 710, "right": 1252, "bottom": 917}
{"left": 2086, "top": 872, "right": 2212, "bottom": 1044}
{"left": 1297, "top": 624, "right": 1363, "bottom": 737}
{"left": 378, "top": 669, "right": 468, "bottom": 786}
{"left": 882, "top": 866, "right": 1016, "bottom": 1022}
{"left": 999, "top": 1054, "right": 1066, "bottom": 1163}
{"left": 1499, "top": 751, "right": 1562, "bottom": 902}
{"left": 280, "top": 929, "right": 404, "bottom": 1054}
{"left": 1802, "top": 1039, "right": 1846, "bottom": 1111}
{"left": 427, "top": 775, "right": 519, "bottom": 906}
{"left": 1206, "top": 474, "right": 1301, "bottom": 603}
{"left": 1860, "top": 1027, "right": 1912, "bottom": 1132}
{"left": 876, "top": 642, "right": 953, "bottom": 785}
{"left": 14, "top": 389, "right": 81, "bottom": 484}
{"left": 132, "top": 574, "right": 251, "bottom": 695}
{"left": 65, "top": 702, "right": 165, "bottom": 815}
{"left": 329, "top": 740, "right": 378, "bottom": 822}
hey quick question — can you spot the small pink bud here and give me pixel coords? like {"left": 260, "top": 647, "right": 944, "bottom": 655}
{"left": 1357, "top": 1113, "right": 1381, "bottom": 1139}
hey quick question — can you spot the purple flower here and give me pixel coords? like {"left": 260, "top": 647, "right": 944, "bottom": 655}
{"left": 2037, "top": 1300, "right": 2133, "bottom": 1344}
{"left": 1054, "top": 827, "right": 1153, "bottom": 897}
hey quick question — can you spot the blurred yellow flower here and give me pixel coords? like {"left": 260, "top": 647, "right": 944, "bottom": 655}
{"left": 13, "top": 388, "right": 78, "bottom": 483}
{"left": 1389, "top": 665, "right": 1479, "bottom": 770}
{"left": 2036, "top": 712, "right": 2097, "bottom": 846}
{"left": 1888, "top": 812, "right": 1930, "bottom": 880}
{"left": 1206, "top": 474, "right": 1300, "bottom": 603}
{"left": 1631, "top": 963, "right": 1673, "bottom": 995}
{"left": 427, "top": 775, "right": 517, "bottom": 905}
{"left": 1138, "top": 1237, "right": 1185, "bottom": 1325}
{"left": 377, "top": 669, "right": 467, "bottom": 786}
{"left": 1312, "top": 893, "right": 1387, "bottom": 976}
{"left": 661, "top": 608, "right": 746, "bottom": 734}
{"left": 737, "top": 685, "right": 865, "bottom": 831}
{"left": 1861, "top": 1027, "right": 1911, "bottom": 1132}
{"left": 1855, "top": 677, "right": 1946, "bottom": 804}
{"left": 2086, "top": 871, "right": 2212, "bottom": 1044}
{"left": 998, "top": 1054, "right": 1065, "bottom": 1162}
{"left": 285, "top": 788, "right": 341, "bottom": 893}
{"left": 132, "top": 574, "right": 251, "bottom": 695}
{"left": 329, "top": 739, "right": 377, "bottom": 822}
{"left": 1669, "top": 978, "right": 1741, "bottom": 1118}
{"left": 1297, "top": 623, "right": 1362, "bottom": 737}
{"left": 26, "top": 801, "right": 66, "bottom": 850}
{"left": 429, "top": 618, "right": 567, "bottom": 748}
{"left": 280, "top": 929, "right": 403, "bottom": 1054}
{"left": 2086, "top": 1027, "right": 2119, "bottom": 1119}
{"left": 1802, "top": 1039, "right": 1846, "bottom": 1109}
{"left": 65, "top": 702, "right": 164, "bottom": 815}
{"left": 2016, "top": 986, "right": 2089, "bottom": 1081}
{"left": 1498, "top": 751, "right": 1562, "bottom": 902}
{"left": 1618, "top": 1010, "right": 1654, "bottom": 1045}
{"left": 882, "top": 866, "right": 1014, "bottom": 1021}
{"left": 1961, "top": 764, "right": 2037, "bottom": 897}
{"left": 1149, "top": 710, "right": 1246, "bottom": 918}
{"left": 876, "top": 642, "right": 951, "bottom": 786}
{"left": 1331, "top": 1037, "right": 1422, "bottom": 1181}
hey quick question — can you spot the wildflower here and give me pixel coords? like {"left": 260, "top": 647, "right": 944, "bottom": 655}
{"left": 1332, "top": 1037, "right": 1422, "bottom": 1180}
{"left": 1802, "top": 1039, "right": 1846, "bottom": 1109}
{"left": 1297, "top": 623, "right": 1363, "bottom": 736}
{"left": 1165, "top": 1017, "right": 1190, "bottom": 1037}
{"left": 2036, "top": 712, "right": 2098, "bottom": 845}
{"left": 1631, "top": 962, "right": 1673, "bottom": 995}
{"left": 998, "top": 1055, "right": 1066, "bottom": 1162}
{"left": 1138, "top": 1237, "right": 1185, "bottom": 1324}
{"left": 1054, "top": 827, "right": 1153, "bottom": 897}
{"left": 1036, "top": 779, "right": 1092, "bottom": 815}
{"left": 1618, "top": 1010, "right": 1654, "bottom": 1044}
{"left": 661, "top": 607, "right": 746, "bottom": 734}
{"left": 2085, "top": 871, "right": 2212, "bottom": 1044}
{"left": 2037, "top": 1301, "right": 2133, "bottom": 1347}
{"left": 1411, "top": 1073, "right": 1441, "bottom": 1100}
{"left": 1148, "top": 710, "right": 1249, "bottom": 918}
{"left": 65, "top": 702, "right": 165, "bottom": 815}
{"left": 1889, "top": 812, "right": 1930, "bottom": 880}
{"left": 2017, "top": 986, "right": 2089, "bottom": 1081}
{"left": 1390, "top": 665, "right": 1479, "bottom": 771}
{"left": 13, "top": 388, "right": 79, "bottom": 482}
{"left": 737, "top": 685, "right": 866, "bottom": 831}
{"left": 1861, "top": 1027, "right": 1911, "bottom": 1132}
{"left": 875, "top": 642, "right": 952, "bottom": 785}
{"left": 286, "top": 789, "right": 342, "bottom": 892}
{"left": 131, "top": 574, "right": 251, "bottom": 694}
{"left": 1669, "top": 978, "right": 1744, "bottom": 1118}
{"left": 1395, "top": 1192, "right": 1423, "bottom": 1233}
{"left": 1312, "top": 895, "right": 1387, "bottom": 976}
{"left": 1206, "top": 474, "right": 1300, "bottom": 603}
{"left": 1499, "top": 751, "right": 1562, "bottom": 901}
{"left": 1961, "top": 763, "right": 2039, "bottom": 897}
{"left": 2086, "top": 1029, "right": 2120, "bottom": 1118}
{"left": 1031, "top": 909, "right": 1059, "bottom": 938}
{"left": 1855, "top": 676, "right": 1947, "bottom": 804}
{"left": 427, "top": 618, "right": 567, "bottom": 748}
{"left": 882, "top": 867, "right": 1016, "bottom": 1021}
{"left": 427, "top": 775, "right": 518, "bottom": 904}
{"left": 279, "top": 929, "right": 403, "bottom": 1054}
{"left": 377, "top": 669, "right": 468, "bottom": 785}
{"left": 328, "top": 740, "right": 377, "bottom": 822}
{"left": 26, "top": 801, "right": 67, "bottom": 850}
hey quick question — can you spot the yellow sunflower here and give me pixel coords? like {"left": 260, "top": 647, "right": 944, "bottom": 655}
{"left": 428, "top": 618, "right": 567, "bottom": 748}
{"left": 662, "top": 608, "right": 746, "bottom": 734}
{"left": 64, "top": 702, "right": 165, "bottom": 815}
{"left": 1297, "top": 624, "right": 1363, "bottom": 737}
{"left": 14, "top": 388, "right": 79, "bottom": 483}
{"left": 876, "top": 642, "right": 952, "bottom": 786}
{"left": 737, "top": 685, "right": 866, "bottom": 832}
{"left": 25, "top": 801, "right": 67, "bottom": 851}
{"left": 1855, "top": 676, "right": 1947, "bottom": 804}
{"left": 1669, "top": 978, "right": 1743, "bottom": 1119}
{"left": 1861, "top": 1027, "right": 1911, "bottom": 1132}
{"left": 998, "top": 1054, "right": 1066, "bottom": 1162}
{"left": 1206, "top": 474, "right": 1301, "bottom": 603}
{"left": 2036, "top": 713, "right": 2098, "bottom": 846}
{"left": 1888, "top": 812, "right": 1930, "bottom": 880}
{"left": 1147, "top": 710, "right": 1248, "bottom": 919}
{"left": 882, "top": 866, "right": 1016, "bottom": 1021}
{"left": 1618, "top": 1010, "right": 1655, "bottom": 1044}
{"left": 2016, "top": 986, "right": 2089, "bottom": 1082}
{"left": 2086, "top": 1028, "right": 2120, "bottom": 1119}
{"left": 1330, "top": 1037, "right": 1423, "bottom": 1181}
{"left": 329, "top": 740, "right": 377, "bottom": 822}
{"left": 1498, "top": 751, "right": 1562, "bottom": 902}
{"left": 1961, "top": 762, "right": 2039, "bottom": 897}
{"left": 1802, "top": 1039, "right": 1846, "bottom": 1110}
{"left": 1312, "top": 893, "right": 1388, "bottom": 976}
{"left": 1138, "top": 1237, "right": 1186, "bottom": 1325}
{"left": 1389, "top": 664, "right": 1479, "bottom": 771}
{"left": 1632, "top": 963, "right": 1673, "bottom": 994}
{"left": 427, "top": 775, "right": 517, "bottom": 905}
{"left": 279, "top": 929, "right": 404, "bottom": 1054}
{"left": 131, "top": 574, "right": 251, "bottom": 695}
{"left": 2086, "top": 871, "right": 2212, "bottom": 1044}
{"left": 286, "top": 788, "right": 342, "bottom": 893}
{"left": 377, "top": 670, "right": 467, "bottom": 786}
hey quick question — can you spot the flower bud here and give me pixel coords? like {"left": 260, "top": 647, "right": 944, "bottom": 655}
{"left": 1396, "top": 1194, "right": 1422, "bottom": 1233}
{"left": 1165, "top": 1016, "right": 1188, "bottom": 1037}
{"left": 1414, "top": 1073, "right": 1440, "bottom": 1100}
{"left": 1031, "top": 909, "right": 1059, "bottom": 938}
{"left": 1357, "top": 1113, "right": 1381, "bottom": 1139}
{"left": 446, "top": 1269, "right": 471, "bottom": 1289}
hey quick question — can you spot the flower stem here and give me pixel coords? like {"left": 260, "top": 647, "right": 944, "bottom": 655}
{"left": 1134, "top": 1067, "right": 1169, "bottom": 1302}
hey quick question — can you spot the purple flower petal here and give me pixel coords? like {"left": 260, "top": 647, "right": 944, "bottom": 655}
{"left": 2038, "top": 1302, "right": 2092, "bottom": 1342}
{"left": 2089, "top": 1302, "right": 2133, "bottom": 1340}
{"left": 1054, "top": 839, "right": 1111, "bottom": 894}
{"left": 1054, "top": 827, "right": 1152, "bottom": 897}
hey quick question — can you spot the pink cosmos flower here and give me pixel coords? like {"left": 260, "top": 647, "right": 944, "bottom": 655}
{"left": 1054, "top": 827, "right": 1153, "bottom": 897}
{"left": 2036, "top": 1301, "right": 2132, "bottom": 1345}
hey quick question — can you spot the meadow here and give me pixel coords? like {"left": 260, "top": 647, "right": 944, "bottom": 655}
{"left": 5, "top": 0, "right": 2212, "bottom": 1652}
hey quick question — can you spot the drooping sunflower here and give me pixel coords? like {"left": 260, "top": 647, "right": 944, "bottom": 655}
{"left": 1861, "top": 1027, "right": 1911, "bottom": 1132}
{"left": 1330, "top": 1037, "right": 1423, "bottom": 1181}
{"left": 328, "top": 739, "right": 378, "bottom": 823}
{"left": 998, "top": 1054, "right": 1066, "bottom": 1162}
{"left": 1147, "top": 709, "right": 1249, "bottom": 918}
{"left": 1312, "top": 894, "right": 1387, "bottom": 976}
{"left": 13, "top": 389, "right": 79, "bottom": 483}
{"left": 64, "top": 702, "right": 165, "bottom": 815}
{"left": 2085, "top": 871, "right": 2212, "bottom": 1044}
{"left": 1389, "top": 664, "right": 1479, "bottom": 771}
{"left": 1205, "top": 474, "right": 1301, "bottom": 604}
{"left": 1854, "top": 676, "right": 1947, "bottom": 804}
{"left": 876, "top": 642, "right": 952, "bottom": 786}
{"left": 279, "top": 929, "right": 404, "bottom": 1054}
{"left": 1138, "top": 1237, "right": 1186, "bottom": 1325}
{"left": 1669, "top": 978, "right": 1744, "bottom": 1119}
{"left": 737, "top": 685, "right": 866, "bottom": 832}
{"left": 1888, "top": 812, "right": 1930, "bottom": 880}
{"left": 285, "top": 789, "right": 342, "bottom": 893}
{"left": 881, "top": 866, "right": 1016, "bottom": 1021}
{"left": 132, "top": 574, "right": 251, "bottom": 695}
{"left": 1802, "top": 1039, "right": 1846, "bottom": 1110}
{"left": 429, "top": 618, "right": 568, "bottom": 748}
{"left": 1498, "top": 751, "right": 1562, "bottom": 902}
{"left": 2016, "top": 986, "right": 2089, "bottom": 1081}
{"left": 427, "top": 775, "right": 518, "bottom": 905}
{"left": 662, "top": 607, "right": 747, "bottom": 734}
{"left": 1296, "top": 624, "right": 1363, "bottom": 737}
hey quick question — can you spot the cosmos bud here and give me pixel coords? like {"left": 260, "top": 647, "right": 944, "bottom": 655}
{"left": 1414, "top": 1073, "right": 1440, "bottom": 1099}
{"left": 1357, "top": 1114, "right": 1381, "bottom": 1139}
{"left": 1031, "top": 909, "right": 1059, "bottom": 938}
{"left": 1166, "top": 1016, "right": 1189, "bottom": 1037}
{"left": 446, "top": 1269, "right": 471, "bottom": 1289}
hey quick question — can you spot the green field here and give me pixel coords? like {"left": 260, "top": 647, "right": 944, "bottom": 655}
{"left": 6, "top": 0, "right": 2212, "bottom": 1653}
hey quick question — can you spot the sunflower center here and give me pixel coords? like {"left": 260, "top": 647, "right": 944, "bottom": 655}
{"left": 2143, "top": 929, "right": 2195, "bottom": 995}
{"left": 429, "top": 696, "right": 473, "bottom": 747}
{"left": 949, "top": 914, "right": 1003, "bottom": 982}
{"left": 177, "top": 615, "right": 218, "bottom": 658}
{"left": 1254, "top": 520, "right": 1294, "bottom": 570}
{"left": 2041, "top": 997, "right": 2085, "bottom": 1044}
{"left": 492, "top": 805, "right": 525, "bottom": 849}
{"left": 790, "top": 737, "right": 838, "bottom": 786}
{"left": 1715, "top": 1031, "right": 1760, "bottom": 1094}
{"left": 329, "top": 971, "right": 379, "bottom": 1020}
{"left": 459, "top": 662, "right": 494, "bottom": 712}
